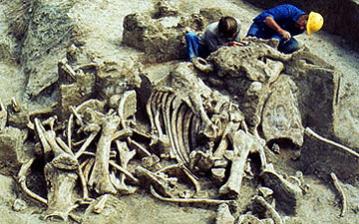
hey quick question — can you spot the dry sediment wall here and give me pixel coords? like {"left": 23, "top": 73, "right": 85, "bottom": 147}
{"left": 242, "top": 0, "right": 359, "bottom": 51}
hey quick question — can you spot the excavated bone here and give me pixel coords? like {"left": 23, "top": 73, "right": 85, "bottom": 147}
{"left": 252, "top": 196, "right": 283, "bottom": 224}
{"left": 219, "top": 130, "right": 260, "bottom": 198}
{"left": 135, "top": 166, "right": 176, "bottom": 197}
{"left": 118, "top": 90, "right": 137, "bottom": 120}
{"left": 44, "top": 155, "right": 79, "bottom": 221}
{"left": 17, "top": 158, "right": 48, "bottom": 205}
{"left": 115, "top": 140, "right": 137, "bottom": 193}
{"left": 127, "top": 138, "right": 152, "bottom": 157}
{"left": 260, "top": 165, "right": 302, "bottom": 215}
{"left": 237, "top": 214, "right": 267, "bottom": 224}
{"left": 0, "top": 100, "right": 7, "bottom": 130}
{"left": 93, "top": 194, "right": 109, "bottom": 214}
{"left": 88, "top": 114, "right": 120, "bottom": 194}
{"left": 150, "top": 185, "right": 236, "bottom": 207}
{"left": 215, "top": 203, "right": 235, "bottom": 224}
{"left": 330, "top": 172, "right": 347, "bottom": 217}
{"left": 75, "top": 131, "right": 99, "bottom": 158}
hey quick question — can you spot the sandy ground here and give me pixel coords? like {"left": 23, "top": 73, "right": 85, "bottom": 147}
{"left": 0, "top": 0, "right": 358, "bottom": 223}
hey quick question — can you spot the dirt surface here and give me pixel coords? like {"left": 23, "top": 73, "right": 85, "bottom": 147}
{"left": 0, "top": 0, "right": 358, "bottom": 224}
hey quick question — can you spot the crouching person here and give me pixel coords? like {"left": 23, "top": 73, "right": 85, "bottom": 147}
{"left": 185, "top": 16, "right": 241, "bottom": 71}
{"left": 247, "top": 4, "right": 324, "bottom": 54}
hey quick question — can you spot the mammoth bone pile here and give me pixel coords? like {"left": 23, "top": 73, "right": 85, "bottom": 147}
{"left": 11, "top": 53, "right": 307, "bottom": 222}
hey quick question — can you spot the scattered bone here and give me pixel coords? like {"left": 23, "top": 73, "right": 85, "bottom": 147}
{"left": 215, "top": 203, "right": 235, "bottom": 224}
{"left": 330, "top": 172, "right": 347, "bottom": 217}
{"left": 115, "top": 140, "right": 137, "bottom": 192}
{"left": 127, "top": 138, "right": 152, "bottom": 157}
{"left": 260, "top": 165, "right": 302, "bottom": 215}
{"left": 219, "top": 130, "right": 252, "bottom": 198}
{"left": 305, "top": 127, "right": 359, "bottom": 157}
{"left": 136, "top": 166, "right": 176, "bottom": 197}
{"left": 253, "top": 196, "right": 283, "bottom": 224}
{"left": 237, "top": 214, "right": 267, "bottom": 224}
{"left": 44, "top": 161, "right": 78, "bottom": 222}
{"left": 88, "top": 114, "right": 120, "bottom": 194}
{"left": 17, "top": 158, "right": 48, "bottom": 205}
{"left": 11, "top": 97, "right": 21, "bottom": 113}
{"left": 0, "top": 99, "right": 7, "bottom": 130}
{"left": 93, "top": 194, "right": 109, "bottom": 214}
{"left": 150, "top": 185, "right": 236, "bottom": 207}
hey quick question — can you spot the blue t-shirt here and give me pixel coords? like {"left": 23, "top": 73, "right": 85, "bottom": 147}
{"left": 253, "top": 4, "right": 305, "bottom": 36}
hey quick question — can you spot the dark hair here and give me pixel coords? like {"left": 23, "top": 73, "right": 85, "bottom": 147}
{"left": 218, "top": 16, "right": 238, "bottom": 38}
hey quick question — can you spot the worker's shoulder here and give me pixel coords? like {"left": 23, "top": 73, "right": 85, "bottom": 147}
{"left": 204, "top": 21, "right": 219, "bottom": 35}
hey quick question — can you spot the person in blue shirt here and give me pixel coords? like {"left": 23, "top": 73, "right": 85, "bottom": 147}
{"left": 247, "top": 4, "right": 324, "bottom": 54}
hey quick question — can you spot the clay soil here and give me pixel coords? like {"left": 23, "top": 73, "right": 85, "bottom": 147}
{"left": 0, "top": 0, "right": 358, "bottom": 223}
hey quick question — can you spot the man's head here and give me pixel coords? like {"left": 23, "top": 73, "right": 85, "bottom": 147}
{"left": 296, "top": 12, "right": 324, "bottom": 35}
{"left": 218, "top": 16, "right": 238, "bottom": 38}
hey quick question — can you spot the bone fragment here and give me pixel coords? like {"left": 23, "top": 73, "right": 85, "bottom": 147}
{"left": 330, "top": 172, "right": 347, "bottom": 217}
{"left": 215, "top": 203, "right": 235, "bottom": 224}
{"left": 253, "top": 196, "right": 283, "bottom": 224}
{"left": 17, "top": 158, "right": 48, "bottom": 205}
{"left": 0, "top": 99, "right": 7, "bottom": 130}
{"left": 305, "top": 127, "right": 359, "bottom": 157}
{"left": 93, "top": 194, "right": 109, "bottom": 214}
{"left": 150, "top": 185, "right": 236, "bottom": 206}
{"left": 127, "top": 138, "right": 152, "bottom": 157}
{"left": 75, "top": 131, "right": 99, "bottom": 158}
{"left": 44, "top": 161, "right": 78, "bottom": 221}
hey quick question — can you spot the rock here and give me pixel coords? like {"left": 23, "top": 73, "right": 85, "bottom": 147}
{"left": 122, "top": 13, "right": 186, "bottom": 63}
{"left": 0, "top": 174, "right": 16, "bottom": 204}
{"left": 152, "top": 0, "right": 179, "bottom": 18}
{"left": 0, "top": 127, "right": 31, "bottom": 175}
{"left": 261, "top": 75, "right": 304, "bottom": 146}
{"left": 95, "top": 59, "right": 142, "bottom": 100}
{"left": 207, "top": 40, "right": 289, "bottom": 135}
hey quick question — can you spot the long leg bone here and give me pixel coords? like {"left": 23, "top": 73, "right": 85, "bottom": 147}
{"left": 219, "top": 130, "right": 251, "bottom": 198}
{"left": 88, "top": 114, "right": 120, "bottom": 194}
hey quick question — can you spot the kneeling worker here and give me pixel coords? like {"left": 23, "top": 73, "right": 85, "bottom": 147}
{"left": 247, "top": 4, "right": 324, "bottom": 54}
{"left": 185, "top": 16, "right": 242, "bottom": 68}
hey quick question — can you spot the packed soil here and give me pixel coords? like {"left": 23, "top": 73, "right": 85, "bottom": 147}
{"left": 0, "top": 0, "right": 358, "bottom": 223}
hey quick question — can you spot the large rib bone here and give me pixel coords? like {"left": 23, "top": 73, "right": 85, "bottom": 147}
{"left": 88, "top": 114, "right": 121, "bottom": 194}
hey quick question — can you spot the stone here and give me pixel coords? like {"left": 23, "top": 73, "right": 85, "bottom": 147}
{"left": 0, "top": 127, "right": 31, "bottom": 175}
{"left": 261, "top": 75, "right": 304, "bottom": 146}
{"left": 95, "top": 59, "right": 142, "bottom": 100}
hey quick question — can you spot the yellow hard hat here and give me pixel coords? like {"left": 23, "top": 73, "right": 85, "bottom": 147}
{"left": 306, "top": 12, "right": 324, "bottom": 35}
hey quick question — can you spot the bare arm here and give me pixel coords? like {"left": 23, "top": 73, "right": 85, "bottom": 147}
{"left": 264, "top": 16, "right": 291, "bottom": 40}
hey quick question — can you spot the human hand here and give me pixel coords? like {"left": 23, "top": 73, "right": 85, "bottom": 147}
{"left": 278, "top": 29, "right": 291, "bottom": 40}
{"left": 226, "top": 41, "right": 246, "bottom": 47}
